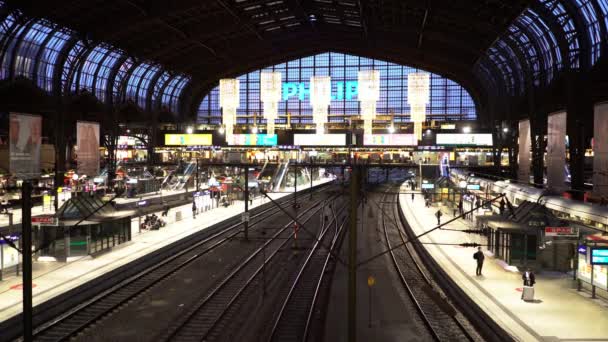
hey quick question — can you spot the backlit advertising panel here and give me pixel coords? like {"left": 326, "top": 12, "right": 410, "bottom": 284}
{"left": 9, "top": 113, "right": 41, "bottom": 179}
{"left": 363, "top": 134, "right": 417, "bottom": 146}
{"left": 294, "top": 134, "right": 346, "bottom": 146}
{"left": 164, "top": 134, "right": 212, "bottom": 146}
{"left": 435, "top": 133, "right": 493, "bottom": 146}
{"left": 230, "top": 134, "right": 277, "bottom": 146}
{"left": 76, "top": 121, "right": 100, "bottom": 176}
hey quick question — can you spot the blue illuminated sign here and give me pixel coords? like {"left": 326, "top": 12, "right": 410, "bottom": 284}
{"left": 578, "top": 245, "right": 587, "bottom": 255}
{"left": 282, "top": 81, "right": 359, "bottom": 101}
{"left": 421, "top": 183, "right": 435, "bottom": 189}
{"left": 591, "top": 248, "right": 608, "bottom": 265}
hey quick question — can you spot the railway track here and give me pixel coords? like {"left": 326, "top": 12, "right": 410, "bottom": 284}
{"left": 29, "top": 185, "right": 331, "bottom": 342}
{"left": 161, "top": 194, "right": 347, "bottom": 342}
{"left": 380, "top": 186, "right": 476, "bottom": 342}
{"left": 267, "top": 197, "right": 348, "bottom": 342}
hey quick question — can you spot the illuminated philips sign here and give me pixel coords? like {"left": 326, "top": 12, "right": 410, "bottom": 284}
{"left": 282, "top": 81, "right": 359, "bottom": 101}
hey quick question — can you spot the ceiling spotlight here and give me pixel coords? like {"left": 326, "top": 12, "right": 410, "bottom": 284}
{"left": 503, "top": 127, "right": 509, "bottom": 133}
{"left": 186, "top": 127, "right": 193, "bottom": 134}
{"left": 251, "top": 126, "right": 258, "bottom": 134}
{"left": 388, "top": 125, "right": 395, "bottom": 133}
{"left": 462, "top": 126, "right": 471, "bottom": 133}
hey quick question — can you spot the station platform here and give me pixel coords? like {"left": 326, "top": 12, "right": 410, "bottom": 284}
{"left": 0, "top": 178, "right": 333, "bottom": 324}
{"left": 399, "top": 186, "right": 608, "bottom": 341}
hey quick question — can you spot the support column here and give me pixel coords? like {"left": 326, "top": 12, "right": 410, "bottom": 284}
{"left": 518, "top": 119, "right": 531, "bottom": 184}
{"left": 348, "top": 166, "right": 359, "bottom": 342}
{"left": 547, "top": 111, "right": 567, "bottom": 193}
{"left": 593, "top": 102, "right": 608, "bottom": 197}
{"left": 530, "top": 114, "right": 546, "bottom": 186}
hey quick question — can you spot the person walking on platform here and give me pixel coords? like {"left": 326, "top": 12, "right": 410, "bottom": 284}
{"left": 435, "top": 209, "right": 442, "bottom": 225}
{"left": 499, "top": 198, "right": 506, "bottom": 215}
{"left": 411, "top": 192, "right": 415, "bottom": 202}
{"left": 473, "top": 247, "right": 485, "bottom": 276}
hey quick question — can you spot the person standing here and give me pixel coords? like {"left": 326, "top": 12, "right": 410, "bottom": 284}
{"left": 473, "top": 247, "right": 485, "bottom": 276}
{"left": 522, "top": 268, "right": 535, "bottom": 287}
{"left": 435, "top": 209, "right": 442, "bottom": 225}
{"left": 411, "top": 192, "right": 415, "bottom": 202}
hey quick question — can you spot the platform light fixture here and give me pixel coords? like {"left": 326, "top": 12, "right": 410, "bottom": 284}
{"left": 260, "top": 72, "right": 282, "bottom": 135}
{"left": 408, "top": 73, "right": 430, "bottom": 140}
{"left": 388, "top": 125, "right": 395, "bottom": 133}
{"left": 310, "top": 76, "right": 331, "bottom": 134}
{"left": 218, "top": 126, "right": 225, "bottom": 134}
{"left": 251, "top": 126, "right": 258, "bottom": 134}
{"left": 358, "top": 70, "right": 380, "bottom": 135}
{"left": 463, "top": 126, "right": 471, "bottom": 133}
{"left": 186, "top": 126, "right": 193, "bottom": 134}
{"left": 220, "top": 78, "right": 240, "bottom": 143}
{"left": 503, "top": 127, "right": 509, "bottom": 133}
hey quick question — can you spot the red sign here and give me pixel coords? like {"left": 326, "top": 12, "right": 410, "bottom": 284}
{"left": 545, "top": 227, "right": 577, "bottom": 237}
{"left": 31, "top": 216, "right": 56, "bottom": 225}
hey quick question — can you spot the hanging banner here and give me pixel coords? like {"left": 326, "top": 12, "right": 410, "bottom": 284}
{"left": 518, "top": 119, "right": 531, "bottom": 184}
{"left": 76, "top": 121, "right": 100, "bottom": 177}
{"left": 9, "top": 113, "right": 42, "bottom": 179}
{"left": 546, "top": 111, "right": 567, "bottom": 192}
{"left": 593, "top": 103, "right": 608, "bottom": 197}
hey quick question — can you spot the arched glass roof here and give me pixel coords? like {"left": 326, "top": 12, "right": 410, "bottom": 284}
{"left": 197, "top": 52, "right": 477, "bottom": 124}
{"left": 0, "top": 4, "right": 190, "bottom": 114}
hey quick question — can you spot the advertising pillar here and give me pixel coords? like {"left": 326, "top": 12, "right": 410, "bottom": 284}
{"left": 546, "top": 111, "right": 567, "bottom": 193}
{"left": 593, "top": 102, "right": 608, "bottom": 197}
{"left": 518, "top": 119, "right": 531, "bottom": 184}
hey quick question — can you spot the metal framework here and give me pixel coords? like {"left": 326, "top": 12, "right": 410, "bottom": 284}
{"left": 0, "top": 0, "right": 607, "bottom": 122}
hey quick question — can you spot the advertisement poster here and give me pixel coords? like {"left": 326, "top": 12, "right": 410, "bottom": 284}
{"left": 294, "top": 134, "right": 346, "bottom": 146}
{"left": 363, "top": 134, "right": 417, "bottom": 146}
{"left": 76, "top": 121, "right": 100, "bottom": 177}
{"left": 546, "top": 111, "right": 566, "bottom": 192}
{"left": 230, "top": 134, "right": 277, "bottom": 146}
{"left": 518, "top": 119, "right": 531, "bottom": 183}
{"left": 9, "top": 113, "right": 41, "bottom": 179}
{"left": 164, "top": 134, "right": 212, "bottom": 146}
{"left": 593, "top": 103, "right": 608, "bottom": 197}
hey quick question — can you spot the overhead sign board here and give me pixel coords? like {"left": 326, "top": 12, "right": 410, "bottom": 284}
{"left": 165, "top": 134, "right": 212, "bottom": 146}
{"left": 294, "top": 134, "right": 346, "bottom": 146}
{"left": 435, "top": 133, "right": 493, "bottom": 146}
{"left": 230, "top": 134, "right": 277, "bottom": 146}
{"left": 466, "top": 184, "right": 481, "bottom": 190}
{"left": 32, "top": 216, "right": 57, "bottom": 226}
{"left": 440, "top": 124, "right": 456, "bottom": 130}
{"left": 545, "top": 226, "right": 578, "bottom": 237}
{"left": 363, "top": 134, "right": 417, "bottom": 146}
{"left": 591, "top": 248, "right": 608, "bottom": 265}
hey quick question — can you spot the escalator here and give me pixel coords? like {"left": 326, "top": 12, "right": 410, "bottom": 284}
{"left": 273, "top": 161, "right": 289, "bottom": 192}
{"left": 163, "top": 161, "right": 197, "bottom": 191}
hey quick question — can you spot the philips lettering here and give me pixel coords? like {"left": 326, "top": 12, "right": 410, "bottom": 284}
{"left": 282, "top": 81, "right": 359, "bottom": 101}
